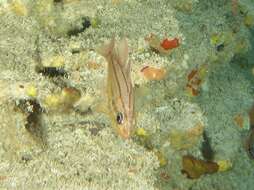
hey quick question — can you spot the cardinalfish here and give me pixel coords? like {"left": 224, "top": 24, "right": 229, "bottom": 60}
{"left": 97, "top": 38, "right": 135, "bottom": 139}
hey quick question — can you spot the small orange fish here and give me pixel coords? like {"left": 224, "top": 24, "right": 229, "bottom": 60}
{"left": 97, "top": 38, "right": 135, "bottom": 139}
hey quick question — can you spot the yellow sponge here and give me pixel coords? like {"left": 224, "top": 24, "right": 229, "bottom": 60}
{"left": 217, "top": 160, "right": 233, "bottom": 172}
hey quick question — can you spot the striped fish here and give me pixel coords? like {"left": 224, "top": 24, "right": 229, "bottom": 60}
{"left": 97, "top": 38, "right": 135, "bottom": 139}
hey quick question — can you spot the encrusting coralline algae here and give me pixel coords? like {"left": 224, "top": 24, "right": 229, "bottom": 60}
{"left": 0, "top": 0, "right": 254, "bottom": 189}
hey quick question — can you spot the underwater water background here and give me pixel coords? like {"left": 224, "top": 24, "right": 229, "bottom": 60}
{"left": 0, "top": 0, "right": 254, "bottom": 189}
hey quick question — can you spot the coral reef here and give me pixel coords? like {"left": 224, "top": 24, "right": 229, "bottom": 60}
{"left": 0, "top": 0, "right": 254, "bottom": 189}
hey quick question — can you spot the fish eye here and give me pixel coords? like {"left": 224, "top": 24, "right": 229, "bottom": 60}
{"left": 116, "top": 112, "right": 124, "bottom": 124}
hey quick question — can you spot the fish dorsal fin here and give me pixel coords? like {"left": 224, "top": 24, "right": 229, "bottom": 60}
{"left": 96, "top": 38, "right": 115, "bottom": 59}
